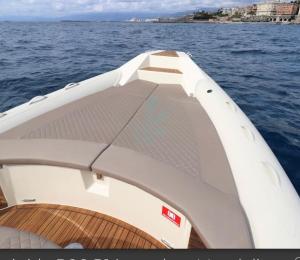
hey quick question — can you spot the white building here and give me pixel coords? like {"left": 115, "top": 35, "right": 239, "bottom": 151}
{"left": 256, "top": 1, "right": 280, "bottom": 16}
{"left": 221, "top": 7, "right": 233, "bottom": 15}
{"left": 221, "top": 7, "right": 240, "bottom": 16}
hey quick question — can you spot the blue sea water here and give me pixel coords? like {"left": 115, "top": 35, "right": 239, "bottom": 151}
{"left": 0, "top": 22, "right": 299, "bottom": 193}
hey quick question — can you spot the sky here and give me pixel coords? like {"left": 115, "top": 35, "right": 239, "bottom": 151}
{"left": 0, "top": 0, "right": 259, "bottom": 17}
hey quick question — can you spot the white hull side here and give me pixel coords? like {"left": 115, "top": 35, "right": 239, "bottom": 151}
{"left": 0, "top": 164, "right": 191, "bottom": 249}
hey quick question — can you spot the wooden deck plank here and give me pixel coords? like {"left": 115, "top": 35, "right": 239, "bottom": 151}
{"left": 109, "top": 226, "right": 124, "bottom": 249}
{"left": 101, "top": 223, "right": 118, "bottom": 248}
{"left": 0, "top": 204, "right": 165, "bottom": 249}
{"left": 140, "top": 67, "right": 182, "bottom": 74}
{"left": 68, "top": 214, "right": 94, "bottom": 246}
{"left": 115, "top": 228, "right": 129, "bottom": 249}
{"left": 0, "top": 188, "right": 7, "bottom": 209}
{"left": 18, "top": 208, "right": 41, "bottom": 230}
{"left": 14, "top": 208, "right": 40, "bottom": 230}
{"left": 65, "top": 212, "right": 90, "bottom": 246}
{"left": 143, "top": 240, "right": 152, "bottom": 249}
{"left": 80, "top": 215, "right": 104, "bottom": 247}
{"left": 122, "top": 231, "right": 135, "bottom": 249}
{"left": 26, "top": 208, "right": 56, "bottom": 233}
{"left": 46, "top": 210, "right": 73, "bottom": 244}
{"left": 135, "top": 229, "right": 154, "bottom": 248}
{"left": 47, "top": 210, "right": 71, "bottom": 235}
{"left": 188, "top": 227, "right": 206, "bottom": 249}
{"left": 42, "top": 209, "right": 69, "bottom": 239}
{"left": 88, "top": 219, "right": 109, "bottom": 248}
{"left": 36, "top": 208, "right": 65, "bottom": 235}
{"left": 96, "top": 221, "right": 114, "bottom": 248}
{"left": 3, "top": 208, "right": 32, "bottom": 227}
{"left": 0, "top": 208, "right": 18, "bottom": 225}
{"left": 129, "top": 235, "right": 140, "bottom": 249}
{"left": 137, "top": 237, "right": 146, "bottom": 248}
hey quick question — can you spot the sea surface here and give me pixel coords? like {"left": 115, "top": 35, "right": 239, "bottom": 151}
{"left": 0, "top": 22, "right": 299, "bottom": 193}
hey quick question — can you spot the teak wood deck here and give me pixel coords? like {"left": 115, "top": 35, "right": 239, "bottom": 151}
{"left": 0, "top": 189, "right": 7, "bottom": 209}
{"left": 0, "top": 204, "right": 166, "bottom": 249}
{"left": 188, "top": 228, "right": 206, "bottom": 249}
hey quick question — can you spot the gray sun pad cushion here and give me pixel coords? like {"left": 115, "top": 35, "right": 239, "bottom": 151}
{"left": 0, "top": 80, "right": 158, "bottom": 170}
{"left": 92, "top": 84, "right": 253, "bottom": 248}
{"left": 0, "top": 80, "right": 253, "bottom": 248}
{"left": 0, "top": 140, "right": 107, "bottom": 171}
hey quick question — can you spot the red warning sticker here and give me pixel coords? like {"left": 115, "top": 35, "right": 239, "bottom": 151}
{"left": 162, "top": 206, "right": 181, "bottom": 227}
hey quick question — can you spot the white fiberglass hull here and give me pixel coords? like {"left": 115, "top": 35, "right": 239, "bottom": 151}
{"left": 0, "top": 50, "right": 299, "bottom": 249}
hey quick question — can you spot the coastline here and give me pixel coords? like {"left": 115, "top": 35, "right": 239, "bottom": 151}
{"left": 153, "top": 20, "right": 299, "bottom": 24}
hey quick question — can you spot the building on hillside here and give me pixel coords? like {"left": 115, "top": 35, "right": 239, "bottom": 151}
{"left": 241, "top": 5, "right": 258, "bottom": 17}
{"left": 221, "top": 4, "right": 258, "bottom": 17}
{"left": 256, "top": 1, "right": 279, "bottom": 16}
{"left": 248, "top": 4, "right": 258, "bottom": 15}
{"left": 221, "top": 7, "right": 239, "bottom": 16}
{"left": 221, "top": 8, "right": 232, "bottom": 15}
{"left": 236, "top": 6, "right": 249, "bottom": 16}
{"left": 270, "top": 2, "right": 300, "bottom": 22}
{"left": 221, "top": 6, "right": 249, "bottom": 17}
{"left": 276, "top": 2, "right": 299, "bottom": 16}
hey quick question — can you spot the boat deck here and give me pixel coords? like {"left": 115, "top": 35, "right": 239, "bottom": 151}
{"left": 0, "top": 204, "right": 165, "bottom": 249}
{"left": 0, "top": 79, "right": 253, "bottom": 247}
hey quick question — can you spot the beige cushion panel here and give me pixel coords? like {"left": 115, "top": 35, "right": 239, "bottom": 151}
{"left": 0, "top": 80, "right": 252, "bottom": 248}
{"left": 0, "top": 140, "right": 107, "bottom": 170}
{"left": 151, "top": 83, "right": 197, "bottom": 102}
{"left": 0, "top": 226, "right": 60, "bottom": 249}
{"left": 92, "top": 146, "right": 252, "bottom": 248}
{"left": 0, "top": 80, "right": 157, "bottom": 169}
{"left": 92, "top": 84, "right": 253, "bottom": 248}
{"left": 0, "top": 80, "right": 157, "bottom": 143}
{"left": 113, "top": 84, "right": 236, "bottom": 194}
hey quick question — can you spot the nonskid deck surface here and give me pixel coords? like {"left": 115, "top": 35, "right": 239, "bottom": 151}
{"left": 0, "top": 79, "right": 253, "bottom": 248}
{"left": 152, "top": 51, "right": 179, "bottom": 57}
{"left": 140, "top": 67, "right": 182, "bottom": 74}
{"left": 0, "top": 204, "right": 165, "bottom": 249}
